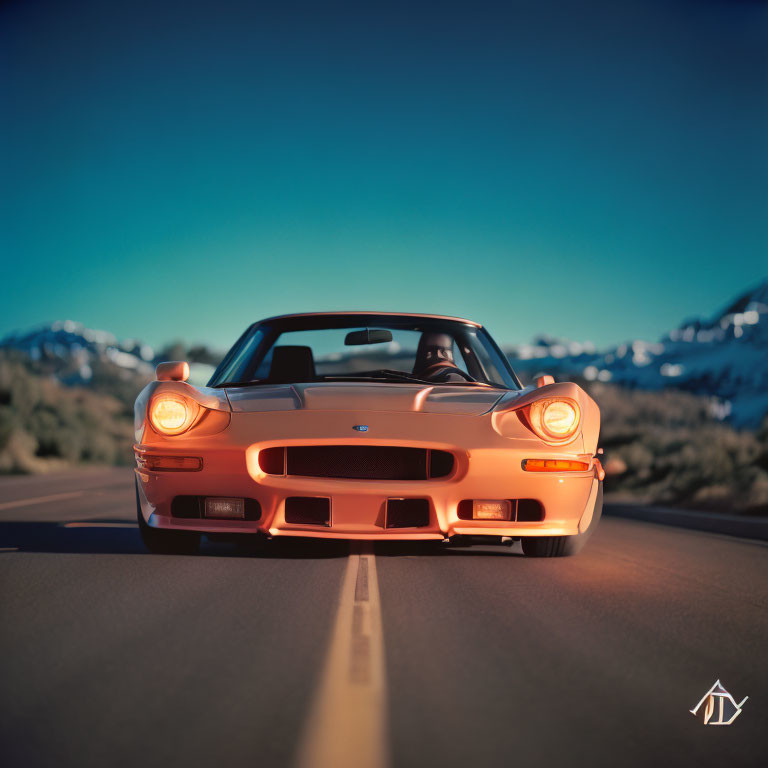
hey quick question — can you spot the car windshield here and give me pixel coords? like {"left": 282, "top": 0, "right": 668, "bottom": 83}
{"left": 210, "top": 315, "right": 520, "bottom": 389}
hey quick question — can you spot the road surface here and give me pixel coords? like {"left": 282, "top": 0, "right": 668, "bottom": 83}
{"left": 1, "top": 468, "right": 766, "bottom": 767}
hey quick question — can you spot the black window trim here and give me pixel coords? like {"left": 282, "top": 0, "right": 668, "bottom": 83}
{"left": 208, "top": 314, "right": 522, "bottom": 390}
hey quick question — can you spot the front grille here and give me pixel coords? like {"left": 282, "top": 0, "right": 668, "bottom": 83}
{"left": 260, "top": 446, "right": 454, "bottom": 480}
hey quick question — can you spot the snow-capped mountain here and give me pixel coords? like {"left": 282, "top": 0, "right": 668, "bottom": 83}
{"left": 506, "top": 281, "right": 768, "bottom": 427}
{"left": 0, "top": 320, "right": 155, "bottom": 381}
{"left": 0, "top": 320, "right": 216, "bottom": 386}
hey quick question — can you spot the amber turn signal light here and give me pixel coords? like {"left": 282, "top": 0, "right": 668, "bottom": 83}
{"left": 142, "top": 455, "right": 203, "bottom": 471}
{"left": 522, "top": 459, "right": 590, "bottom": 472}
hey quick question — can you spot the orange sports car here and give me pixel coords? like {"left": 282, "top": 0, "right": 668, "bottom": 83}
{"left": 134, "top": 312, "right": 603, "bottom": 556}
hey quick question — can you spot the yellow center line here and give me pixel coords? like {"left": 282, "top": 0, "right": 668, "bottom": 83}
{"left": 295, "top": 542, "right": 389, "bottom": 768}
{"left": 0, "top": 490, "right": 85, "bottom": 511}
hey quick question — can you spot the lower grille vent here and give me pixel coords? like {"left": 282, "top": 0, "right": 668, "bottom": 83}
{"left": 386, "top": 498, "right": 430, "bottom": 528}
{"left": 284, "top": 497, "right": 331, "bottom": 526}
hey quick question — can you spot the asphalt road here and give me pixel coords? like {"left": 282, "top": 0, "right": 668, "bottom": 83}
{"left": 1, "top": 468, "right": 766, "bottom": 768}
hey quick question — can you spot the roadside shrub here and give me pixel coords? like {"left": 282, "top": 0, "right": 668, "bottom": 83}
{"left": 588, "top": 383, "right": 766, "bottom": 514}
{"left": 0, "top": 354, "right": 136, "bottom": 473}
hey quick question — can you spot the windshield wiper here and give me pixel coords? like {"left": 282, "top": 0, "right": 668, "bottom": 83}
{"left": 373, "top": 369, "right": 492, "bottom": 387}
{"left": 374, "top": 369, "right": 437, "bottom": 384}
{"left": 323, "top": 370, "right": 435, "bottom": 385}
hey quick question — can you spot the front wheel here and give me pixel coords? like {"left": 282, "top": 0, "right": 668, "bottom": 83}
{"left": 521, "top": 484, "right": 603, "bottom": 558}
{"left": 135, "top": 480, "right": 200, "bottom": 555}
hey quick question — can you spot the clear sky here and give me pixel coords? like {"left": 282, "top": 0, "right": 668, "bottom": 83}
{"left": 1, "top": 0, "right": 766, "bottom": 351}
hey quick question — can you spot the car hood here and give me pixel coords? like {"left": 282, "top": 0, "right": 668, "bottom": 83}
{"left": 224, "top": 382, "right": 506, "bottom": 416}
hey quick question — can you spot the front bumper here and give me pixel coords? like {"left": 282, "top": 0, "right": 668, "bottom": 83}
{"left": 135, "top": 408, "right": 600, "bottom": 540}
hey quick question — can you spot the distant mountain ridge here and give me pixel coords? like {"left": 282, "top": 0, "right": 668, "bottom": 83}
{"left": 2, "top": 280, "right": 767, "bottom": 426}
{"left": 0, "top": 320, "right": 156, "bottom": 382}
{"left": 0, "top": 321, "right": 217, "bottom": 387}
{"left": 506, "top": 281, "right": 768, "bottom": 427}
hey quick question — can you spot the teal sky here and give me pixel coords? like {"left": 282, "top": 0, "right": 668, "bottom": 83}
{"left": 1, "top": 0, "right": 766, "bottom": 351}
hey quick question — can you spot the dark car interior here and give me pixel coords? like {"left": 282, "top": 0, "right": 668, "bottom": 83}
{"left": 268, "top": 346, "right": 317, "bottom": 383}
{"left": 265, "top": 333, "right": 473, "bottom": 384}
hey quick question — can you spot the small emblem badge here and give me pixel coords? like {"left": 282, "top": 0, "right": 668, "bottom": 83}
{"left": 690, "top": 680, "right": 748, "bottom": 725}
{"left": 352, "top": 425, "right": 369, "bottom": 432}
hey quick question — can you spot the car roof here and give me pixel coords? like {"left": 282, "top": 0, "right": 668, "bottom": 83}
{"left": 255, "top": 311, "right": 482, "bottom": 328}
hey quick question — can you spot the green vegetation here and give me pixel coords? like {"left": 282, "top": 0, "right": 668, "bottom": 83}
{"left": 589, "top": 382, "right": 768, "bottom": 515}
{"left": 0, "top": 351, "right": 143, "bottom": 473}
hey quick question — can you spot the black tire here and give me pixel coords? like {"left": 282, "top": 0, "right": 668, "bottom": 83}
{"left": 135, "top": 479, "right": 200, "bottom": 555}
{"left": 521, "top": 483, "right": 603, "bottom": 558}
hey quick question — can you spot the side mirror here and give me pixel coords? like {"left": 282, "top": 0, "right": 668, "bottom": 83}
{"left": 536, "top": 374, "right": 555, "bottom": 387}
{"left": 156, "top": 361, "right": 190, "bottom": 382}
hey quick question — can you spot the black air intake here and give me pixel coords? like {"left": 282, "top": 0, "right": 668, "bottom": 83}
{"left": 386, "top": 498, "right": 431, "bottom": 528}
{"left": 259, "top": 447, "right": 285, "bottom": 474}
{"left": 260, "top": 445, "right": 454, "bottom": 480}
{"left": 284, "top": 497, "right": 331, "bottom": 526}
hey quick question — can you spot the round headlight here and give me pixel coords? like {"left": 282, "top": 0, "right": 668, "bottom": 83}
{"left": 149, "top": 393, "right": 198, "bottom": 435}
{"left": 529, "top": 397, "right": 581, "bottom": 442}
{"left": 542, "top": 400, "right": 579, "bottom": 437}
